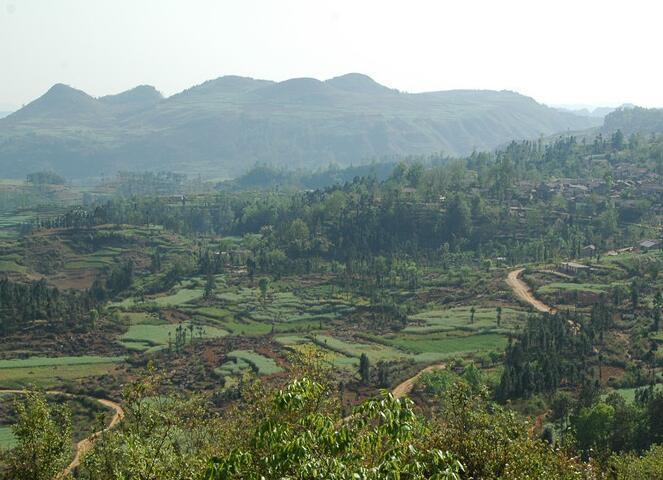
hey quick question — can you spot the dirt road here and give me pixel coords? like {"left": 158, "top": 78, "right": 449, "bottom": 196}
{"left": 506, "top": 268, "right": 555, "bottom": 314}
{"left": 0, "top": 389, "right": 124, "bottom": 478}
{"left": 391, "top": 363, "right": 446, "bottom": 398}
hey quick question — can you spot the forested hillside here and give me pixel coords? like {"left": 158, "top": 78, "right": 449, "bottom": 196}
{"left": 603, "top": 106, "right": 663, "bottom": 135}
{"left": 0, "top": 74, "right": 599, "bottom": 178}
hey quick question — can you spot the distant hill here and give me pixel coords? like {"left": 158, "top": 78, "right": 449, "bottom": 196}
{"left": 0, "top": 111, "right": 12, "bottom": 119}
{"left": 555, "top": 105, "right": 616, "bottom": 119}
{"left": 602, "top": 106, "right": 663, "bottom": 135}
{"left": 0, "top": 73, "right": 601, "bottom": 178}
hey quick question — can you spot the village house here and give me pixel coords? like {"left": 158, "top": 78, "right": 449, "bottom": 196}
{"left": 559, "top": 261, "right": 591, "bottom": 275}
{"left": 639, "top": 239, "right": 660, "bottom": 251}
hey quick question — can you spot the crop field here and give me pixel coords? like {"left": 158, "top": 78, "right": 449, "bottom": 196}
{"left": 277, "top": 336, "right": 359, "bottom": 369}
{"left": 226, "top": 350, "right": 283, "bottom": 375}
{"left": 314, "top": 335, "right": 409, "bottom": 362}
{"left": 404, "top": 306, "right": 523, "bottom": 334}
{"left": 65, "top": 247, "right": 125, "bottom": 269}
{"left": 121, "top": 311, "right": 163, "bottom": 325}
{"left": 120, "top": 323, "right": 228, "bottom": 352}
{"left": 0, "top": 363, "right": 119, "bottom": 389}
{"left": 274, "top": 335, "right": 310, "bottom": 346}
{"left": 112, "top": 287, "right": 205, "bottom": 310}
{"left": 0, "top": 426, "right": 15, "bottom": 450}
{"left": 379, "top": 332, "right": 507, "bottom": 359}
{"left": 0, "top": 355, "right": 125, "bottom": 369}
{"left": 215, "top": 358, "right": 252, "bottom": 376}
{"left": 537, "top": 282, "right": 609, "bottom": 294}
{"left": 0, "top": 251, "right": 26, "bottom": 273}
{"left": 193, "top": 306, "right": 231, "bottom": 320}
{"left": 151, "top": 288, "right": 205, "bottom": 307}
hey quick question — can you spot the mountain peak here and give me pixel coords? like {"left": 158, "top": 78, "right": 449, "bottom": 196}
{"left": 7, "top": 83, "right": 103, "bottom": 123}
{"left": 252, "top": 77, "right": 338, "bottom": 103}
{"left": 326, "top": 73, "right": 394, "bottom": 94}
{"left": 44, "top": 83, "right": 93, "bottom": 100}
{"left": 99, "top": 85, "right": 163, "bottom": 107}
{"left": 172, "top": 75, "right": 273, "bottom": 100}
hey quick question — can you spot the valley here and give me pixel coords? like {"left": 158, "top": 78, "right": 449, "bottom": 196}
{"left": 0, "top": 127, "right": 661, "bottom": 478}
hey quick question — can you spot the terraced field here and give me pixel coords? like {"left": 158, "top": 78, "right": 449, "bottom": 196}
{"left": 226, "top": 350, "right": 282, "bottom": 375}
{"left": 0, "top": 362, "right": 121, "bottom": 389}
{"left": 404, "top": 306, "right": 523, "bottom": 334}
{"left": 0, "top": 425, "right": 15, "bottom": 449}
{"left": 314, "top": 335, "right": 409, "bottom": 362}
{"left": 381, "top": 332, "right": 507, "bottom": 360}
{"left": 120, "top": 322, "right": 228, "bottom": 353}
{"left": 0, "top": 355, "right": 125, "bottom": 369}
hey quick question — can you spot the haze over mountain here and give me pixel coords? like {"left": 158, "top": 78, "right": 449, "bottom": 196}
{"left": 0, "top": 73, "right": 602, "bottom": 178}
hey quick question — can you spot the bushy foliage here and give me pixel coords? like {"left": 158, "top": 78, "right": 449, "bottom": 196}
{"left": 2, "top": 390, "right": 72, "bottom": 480}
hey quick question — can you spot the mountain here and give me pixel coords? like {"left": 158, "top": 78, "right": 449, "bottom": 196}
{"left": 6, "top": 84, "right": 109, "bottom": 124}
{"left": 555, "top": 105, "right": 616, "bottom": 119}
{"left": 0, "top": 74, "right": 601, "bottom": 178}
{"left": 98, "top": 85, "right": 163, "bottom": 115}
{"left": 602, "top": 106, "right": 663, "bottom": 135}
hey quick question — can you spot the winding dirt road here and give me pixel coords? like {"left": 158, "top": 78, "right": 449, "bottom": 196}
{"left": 391, "top": 363, "right": 446, "bottom": 398}
{"left": 0, "top": 389, "right": 124, "bottom": 478}
{"left": 506, "top": 268, "right": 555, "bottom": 314}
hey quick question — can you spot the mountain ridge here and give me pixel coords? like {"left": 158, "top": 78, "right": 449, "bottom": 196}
{"left": 0, "top": 74, "right": 601, "bottom": 178}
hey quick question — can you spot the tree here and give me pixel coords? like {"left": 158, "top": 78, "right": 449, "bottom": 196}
{"left": 204, "top": 271, "right": 216, "bottom": 300}
{"left": 550, "top": 391, "right": 573, "bottom": 427}
{"left": 285, "top": 218, "right": 310, "bottom": 256}
{"left": 88, "top": 308, "right": 99, "bottom": 329}
{"left": 6, "top": 390, "right": 72, "bottom": 480}
{"left": 258, "top": 278, "right": 269, "bottom": 306}
{"left": 631, "top": 280, "right": 640, "bottom": 311}
{"left": 573, "top": 402, "right": 615, "bottom": 459}
{"left": 359, "top": 353, "right": 371, "bottom": 385}
{"left": 611, "top": 129, "right": 625, "bottom": 150}
{"left": 446, "top": 194, "right": 471, "bottom": 243}
{"left": 150, "top": 246, "right": 162, "bottom": 273}
{"left": 653, "top": 290, "right": 662, "bottom": 332}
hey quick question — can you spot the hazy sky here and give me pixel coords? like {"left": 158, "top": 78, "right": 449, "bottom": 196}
{"left": 2, "top": 0, "right": 662, "bottom": 111}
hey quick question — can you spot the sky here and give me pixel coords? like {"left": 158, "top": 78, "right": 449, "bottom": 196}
{"left": 1, "top": 0, "right": 662, "bottom": 111}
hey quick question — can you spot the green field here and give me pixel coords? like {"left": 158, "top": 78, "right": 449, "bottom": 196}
{"left": 0, "top": 355, "right": 125, "bottom": 369}
{"left": 0, "top": 425, "right": 16, "bottom": 449}
{"left": 226, "top": 350, "right": 283, "bottom": 375}
{"left": 538, "top": 282, "right": 608, "bottom": 294}
{"left": 277, "top": 337, "right": 359, "bottom": 369}
{"left": 314, "top": 335, "right": 409, "bottom": 362}
{"left": 0, "top": 252, "right": 26, "bottom": 273}
{"left": 122, "top": 311, "right": 164, "bottom": 325}
{"left": 151, "top": 288, "right": 204, "bottom": 307}
{"left": 215, "top": 358, "right": 253, "bottom": 376}
{"left": 405, "top": 306, "right": 523, "bottom": 334}
{"left": 0, "top": 363, "right": 119, "bottom": 389}
{"left": 604, "top": 385, "right": 662, "bottom": 403}
{"left": 211, "top": 317, "right": 320, "bottom": 336}
{"left": 120, "top": 323, "right": 228, "bottom": 352}
{"left": 194, "top": 306, "right": 231, "bottom": 320}
{"left": 274, "top": 335, "right": 310, "bottom": 346}
{"left": 381, "top": 332, "right": 507, "bottom": 359}
{"left": 110, "top": 287, "right": 205, "bottom": 310}
{"left": 311, "top": 331, "right": 506, "bottom": 366}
